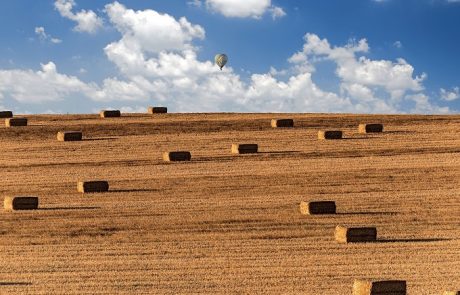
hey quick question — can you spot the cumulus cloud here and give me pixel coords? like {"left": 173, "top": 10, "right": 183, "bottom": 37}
{"left": 35, "top": 27, "right": 62, "bottom": 44}
{"left": 0, "top": 62, "right": 94, "bottom": 103}
{"left": 288, "top": 33, "right": 431, "bottom": 113}
{"left": 440, "top": 87, "right": 459, "bottom": 101}
{"left": 0, "top": 3, "right": 451, "bottom": 114}
{"left": 105, "top": 1, "right": 204, "bottom": 56}
{"left": 54, "top": 0, "right": 103, "bottom": 33}
{"left": 203, "top": 0, "right": 285, "bottom": 19}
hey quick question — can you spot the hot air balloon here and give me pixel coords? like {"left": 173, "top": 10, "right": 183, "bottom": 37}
{"left": 215, "top": 54, "right": 228, "bottom": 70}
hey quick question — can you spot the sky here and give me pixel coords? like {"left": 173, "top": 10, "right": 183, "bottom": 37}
{"left": 0, "top": 0, "right": 459, "bottom": 114}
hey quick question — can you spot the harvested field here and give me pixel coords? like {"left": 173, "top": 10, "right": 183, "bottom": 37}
{"left": 0, "top": 113, "right": 459, "bottom": 294}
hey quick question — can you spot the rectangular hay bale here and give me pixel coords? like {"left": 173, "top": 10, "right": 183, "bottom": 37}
{"left": 0, "top": 111, "right": 13, "bottom": 118}
{"left": 4, "top": 196, "right": 39, "bottom": 211}
{"left": 163, "top": 151, "right": 191, "bottom": 162}
{"left": 231, "top": 144, "right": 258, "bottom": 154}
{"left": 57, "top": 131, "right": 83, "bottom": 141}
{"left": 148, "top": 106, "right": 168, "bottom": 114}
{"left": 271, "top": 119, "right": 294, "bottom": 128}
{"left": 299, "top": 201, "right": 336, "bottom": 215}
{"left": 359, "top": 123, "right": 383, "bottom": 133}
{"left": 5, "top": 117, "right": 28, "bottom": 127}
{"left": 318, "top": 130, "right": 342, "bottom": 140}
{"left": 353, "top": 279, "right": 406, "bottom": 295}
{"left": 77, "top": 181, "right": 109, "bottom": 193}
{"left": 99, "top": 110, "right": 121, "bottom": 118}
{"left": 335, "top": 225, "right": 377, "bottom": 243}
{"left": 444, "top": 292, "right": 460, "bottom": 295}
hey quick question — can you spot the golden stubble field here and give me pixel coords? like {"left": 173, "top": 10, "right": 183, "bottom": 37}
{"left": 0, "top": 113, "right": 459, "bottom": 294}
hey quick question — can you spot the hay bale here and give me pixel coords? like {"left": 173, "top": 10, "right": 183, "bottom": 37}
{"left": 271, "top": 119, "right": 294, "bottom": 128}
{"left": 77, "top": 181, "right": 109, "bottom": 193}
{"left": 57, "top": 131, "right": 83, "bottom": 142}
{"left": 5, "top": 117, "right": 28, "bottom": 127}
{"left": 318, "top": 130, "right": 342, "bottom": 140}
{"left": 359, "top": 123, "right": 383, "bottom": 134}
{"left": 299, "top": 201, "right": 336, "bottom": 215}
{"left": 231, "top": 144, "right": 258, "bottom": 154}
{"left": 99, "top": 110, "right": 121, "bottom": 118}
{"left": 443, "top": 292, "right": 460, "bottom": 295}
{"left": 0, "top": 111, "right": 13, "bottom": 118}
{"left": 353, "top": 280, "right": 406, "bottom": 295}
{"left": 335, "top": 225, "right": 377, "bottom": 243}
{"left": 4, "top": 196, "right": 39, "bottom": 211}
{"left": 148, "top": 106, "right": 168, "bottom": 114}
{"left": 163, "top": 151, "right": 192, "bottom": 162}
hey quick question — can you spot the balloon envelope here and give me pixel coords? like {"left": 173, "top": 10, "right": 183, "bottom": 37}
{"left": 215, "top": 54, "right": 228, "bottom": 70}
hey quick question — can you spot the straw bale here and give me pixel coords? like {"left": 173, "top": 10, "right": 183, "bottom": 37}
{"left": 0, "top": 111, "right": 13, "bottom": 118}
{"left": 163, "top": 151, "right": 191, "bottom": 161}
{"left": 299, "top": 201, "right": 336, "bottom": 215}
{"left": 57, "top": 131, "right": 83, "bottom": 141}
{"left": 77, "top": 181, "right": 109, "bottom": 193}
{"left": 359, "top": 123, "right": 384, "bottom": 133}
{"left": 271, "top": 119, "right": 294, "bottom": 128}
{"left": 99, "top": 110, "right": 121, "bottom": 118}
{"left": 318, "top": 130, "right": 342, "bottom": 139}
{"left": 231, "top": 144, "right": 258, "bottom": 154}
{"left": 4, "top": 196, "right": 39, "bottom": 211}
{"left": 148, "top": 107, "right": 168, "bottom": 114}
{"left": 5, "top": 118, "right": 27, "bottom": 127}
{"left": 353, "top": 280, "right": 406, "bottom": 295}
{"left": 335, "top": 225, "right": 377, "bottom": 243}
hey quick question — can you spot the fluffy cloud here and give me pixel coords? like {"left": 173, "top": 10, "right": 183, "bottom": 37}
{"left": 0, "top": 2, "right": 451, "bottom": 114}
{"left": 199, "top": 0, "right": 285, "bottom": 19}
{"left": 99, "top": 2, "right": 354, "bottom": 112}
{"left": 440, "top": 87, "right": 459, "bottom": 101}
{"left": 0, "top": 62, "right": 94, "bottom": 103}
{"left": 287, "top": 33, "right": 438, "bottom": 112}
{"left": 290, "top": 34, "right": 426, "bottom": 99}
{"left": 35, "top": 27, "right": 62, "bottom": 44}
{"left": 54, "top": 0, "right": 103, "bottom": 33}
{"left": 105, "top": 2, "right": 204, "bottom": 56}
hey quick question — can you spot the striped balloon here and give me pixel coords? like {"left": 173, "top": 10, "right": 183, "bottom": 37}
{"left": 215, "top": 54, "right": 228, "bottom": 70}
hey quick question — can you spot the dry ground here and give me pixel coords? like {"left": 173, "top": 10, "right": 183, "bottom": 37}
{"left": 0, "top": 113, "right": 459, "bottom": 294}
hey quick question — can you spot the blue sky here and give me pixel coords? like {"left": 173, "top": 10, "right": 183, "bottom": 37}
{"left": 0, "top": 0, "right": 459, "bottom": 114}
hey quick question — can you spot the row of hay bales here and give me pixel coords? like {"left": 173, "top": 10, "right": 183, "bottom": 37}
{"left": 1, "top": 107, "right": 168, "bottom": 127}
{"left": 3, "top": 110, "right": 382, "bottom": 141}
{"left": 99, "top": 107, "right": 167, "bottom": 118}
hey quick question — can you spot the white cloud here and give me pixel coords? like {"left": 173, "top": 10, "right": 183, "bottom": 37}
{"left": 406, "top": 93, "right": 449, "bottom": 114}
{"left": 290, "top": 33, "right": 426, "bottom": 102}
{"left": 54, "top": 0, "right": 103, "bottom": 34}
{"left": 393, "top": 40, "right": 402, "bottom": 48}
{"left": 440, "top": 87, "right": 459, "bottom": 101}
{"left": 34, "top": 27, "right": 62, "bottom": 44}
{"left": 105, "top": 1, "right": 204, "bottom": 56}
{"left": 204, "top": 0, "right": 285, "bottom": 19}
{"left": 0, "top": 62, "right": 94, "bottom": 103}
{"left": 0, "top": 3, "right": 451, "bottom": 114}
{"left": 187, "top": 0, "right": 202, "bottom": 7}
{"left": 268, "top": 5, "right": 286, "bottom": 19}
